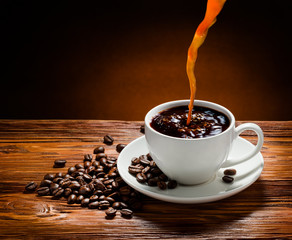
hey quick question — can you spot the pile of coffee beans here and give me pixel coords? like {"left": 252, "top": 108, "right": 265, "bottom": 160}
{"left": 24, "top": 135, "right": 142, "bottom": 219}
{"left": 128, "top": 153, "right": 177, "bottom": 190}
{"left": 222, "top": 168, "right": 236, "bottom": 183}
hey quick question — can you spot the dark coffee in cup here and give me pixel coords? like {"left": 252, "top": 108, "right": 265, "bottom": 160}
{"left": 150, "top": 105, "right": 230, "bottom": 139}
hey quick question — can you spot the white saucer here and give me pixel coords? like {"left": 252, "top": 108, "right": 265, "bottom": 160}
{"left": 117, "top": 136, "right": 264, "bottom": 204}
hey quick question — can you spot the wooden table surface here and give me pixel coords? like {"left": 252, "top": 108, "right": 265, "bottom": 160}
{"left": 0, "top": 120, "right": 291, "bottom": 239}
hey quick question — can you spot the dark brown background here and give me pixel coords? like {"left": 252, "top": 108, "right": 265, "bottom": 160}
{"left": 1, "top": 0, "right": 291, "bottom": 120}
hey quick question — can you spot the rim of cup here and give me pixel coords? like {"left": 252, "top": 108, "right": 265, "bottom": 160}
{"left": 145, "top": 99, "right": 235, "bottom": 141}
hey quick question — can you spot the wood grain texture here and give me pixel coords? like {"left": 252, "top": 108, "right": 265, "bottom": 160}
{"left": 0, "top": 120, "right": 291, "bottom": 239}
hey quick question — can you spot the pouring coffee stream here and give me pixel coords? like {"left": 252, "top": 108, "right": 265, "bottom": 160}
{"left": 186, "top": 0, "right": 226, "bottom": 125}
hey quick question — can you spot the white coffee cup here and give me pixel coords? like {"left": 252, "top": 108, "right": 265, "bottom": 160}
{"left": 145, "top": 100, "right": 264, "bottom": 185}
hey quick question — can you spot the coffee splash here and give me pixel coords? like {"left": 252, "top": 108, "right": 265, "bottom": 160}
{"left": 186, "top": 0, "right": 226, "bottom": 125}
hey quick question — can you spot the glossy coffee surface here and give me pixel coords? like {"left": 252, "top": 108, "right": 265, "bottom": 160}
{"left": 150, "top": 106, "right": 230, "bottom": 139}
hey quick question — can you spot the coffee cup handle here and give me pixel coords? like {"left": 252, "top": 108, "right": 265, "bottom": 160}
{"left": 221, "top": 123, "right": 264, "bottom": 168}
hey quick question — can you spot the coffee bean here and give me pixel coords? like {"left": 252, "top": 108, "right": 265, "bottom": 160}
{"left": 68, "top": 166, "right": 76, "bottom": 175}
{"left": 76, "top": 176, "right": 86, "bottom": 186}
{"left": 119, "top": 186, "right": 131, "bottom": 196}
{"left": 96, "top": 153, "right": 107, "bottom": 161}
{"left": 142, "top": 166, "right": 150, "bottom": 174}
{"left": 103, "top": 135, "right": 114, "bottom": 145}
{"left": 81, "top": 198, "right": 90, "bottom": 207}
{"left": 222, "top": 175, "right": 234, "bottom": 183}
{"left": 93, "top": 190, "right": 103, "bottom": 196}
{"left": 71, "top": 171, "right": 83, "bottom": 179}
{"left": 120, "top": 209, "right": 133, "bottom": 218}
{"left": 99, "top": 158, "right": 108, "bottom": 167}
{"left": 61, "top": 179, "right": 71, "bottom": 188}
{"left": 83, "top": 173, "right": 92, "bottom": 183}
{"left": 108, "top": 172, "right": 118, "bottom": 179}
{"left": 89, "top": 195, "right": 99, "bottom": 202}
{"left": 167, "top": 180, "right": 178, "bottom": 189}
{"left": 146, "top": 153, "right": 152, "bottom": 160}
{"left": 79, "top": 186, "right": 91, "bottom": 196}
{"left": 136, "top": 173, "right": 147, "bottom": 183}
{"left": 84, "top": 161, "right": 91, "bottom": 169}
{"left": 146, "top": 172, "right": 153, "bottom": 179}
{"left": 88, "top": 182, "right": 95, "bottom": 192}
{"left": 95, "top": 179, "right": 106, "bottom": 191}
{"left": 115, "top": 177, "right": 125, "bottom": 186}
{"left": 78, "top": 168, "right": 85, "bottom": 172}
{"left": 59, "top": 178, "right": 65, "bottom": 185}
{"left": 95, "top": 167, "right": 104, "bottom": 174}
{"left": 103, "top": 188, "right": 113, "bottom": 196}
{"left": 72, "top": 190, "right": 79, "bottom": 195}
{"left": 139, "top": 155, "right": 147, "bottom": 160}
{"left": 50, "top": 183, "right": 59, "bottom": 193}
{"left": 37, "top": 187, "right": 50, "bottom": 196}
{"left": 105, "top": 196, "right": 115, "bottom": 204}
{"left": 55, "top": 172, "right": 63, "bottom": 178}
{"left": 112, "top": 202, "right": 121, "bottom": 209}
{"left": 25, "top": 182, "right": 38, "bottom": 192}
{"left": 86, "top": 166, "right": 95, "bottom": 175}
{"left": 108, "top": 191, "right": 120, "bottom": 200}
{"left": 120, "top": 202, "right": 128, "bottom": 209}
{"left": 76, "top": 195, "right": 84, "bottom": 204}
{"left": 108, "top": 156, "right": 117, "bottom": 161}
{"left": 84, "top": 154, "right": 93, "bottom": 162}
{"left": 128, "top": 166, "right": 142, "bottom": 175}
{"left": 93, "top": 146, "right": 105, "bottom": 154}
{"left": 131, "top": 157, "right": 140, "bottom": 165}
{"left": 140, "top": 125, "right": 145, "bottom": 133}
{"left": 224, "top": 169, "right": 237, "bottom": 176}
{"left": 69, "top": 181, "right": 81, "bottom": 190}
{"left": 40, "top": 179, "right": 52, "bottom": 187}
{"left": 105, "top": 207, "right": 117, "bottom": 218}
{"left": 112, "top": 181, "right": 119, "bottom": 189}
{"left": 67, "top": 194, "right": 77, "bottom": 204}
{"left": 64, "top": 188, "right": 72, "bottom": 197}
{"left": 44, "top": 173, "right": 55, "bottom": 181}
{"left": 140, "top": 159, "right": 151, "bottom": 166}
{"left": 116, "top": 144, "right": 126, "bottom": 153}
{"left": 99, "top": 200, "right": 110, "bottom": 209}
{"left": 157, "top": 181, "right": 167, "bottom": 190}
{"left": 53, "top": 177, "right": 63, "bottom": 184}
{"left": 75, "top": 163, "right": 84, "bottom": 169}
{"left": 63, "top": 174, "right": 72, "bottom": 179}
{"left": 149, "top": 160, "right": 156, "bottom": 167}
{"left": 53, "top": 188, "right": 64, "bottom": 198}
{"left": 88, "top": 201, "right": 99, "bottom": 209}
{"left": 103, "top": 179, "right": 114, "bottom": 185}
{"left": 54, "top": 159, "right": 67, "bottom": 168}
{"left": 106, "top": 163, "right": 114, "bottom": 169}
{"left": 98, "top": 195, "right": 105, "bottom": 201}
{"left": 148, "top": 177, "right": 159, "bottom": 186}
{"left": 159, "top": 174, "right": 168, "bottom": 182}
{"left": 91, "top": 161, "right": 99, "bottom": 168}
{"left": 150, "top": 167, "right": 162, "bottom": 176}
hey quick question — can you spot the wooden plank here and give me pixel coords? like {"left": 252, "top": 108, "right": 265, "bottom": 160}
{"left": 0, "top": 120, "right": 291, "bottom": 239}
